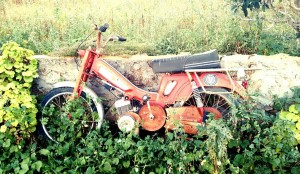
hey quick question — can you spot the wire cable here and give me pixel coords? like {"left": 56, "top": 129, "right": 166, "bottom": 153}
{"left": 74, "top": 30, "right": 95, "bottom": 70}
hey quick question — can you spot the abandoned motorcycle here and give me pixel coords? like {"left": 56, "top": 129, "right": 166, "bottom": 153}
{"left": 39, "top": 24, "right": 248, "bottom": 142}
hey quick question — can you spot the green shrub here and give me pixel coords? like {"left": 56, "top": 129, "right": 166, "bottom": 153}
{"left": 228, "top": 93, "right": 300, "bottom": 174}
{"left": 0, "top": 42, "right": 38, "bottom": 135}
{"left": 0, "top": 42, "right": 40, "bottom": 173}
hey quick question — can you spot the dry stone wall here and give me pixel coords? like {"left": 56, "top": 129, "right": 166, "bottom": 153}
{"left": 34, "top": 54, "right": 300, "bottom": 108}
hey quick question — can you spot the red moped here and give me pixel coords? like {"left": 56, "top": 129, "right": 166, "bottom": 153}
{"left": 39, "top": 24, "right": 247, "bottom": 141}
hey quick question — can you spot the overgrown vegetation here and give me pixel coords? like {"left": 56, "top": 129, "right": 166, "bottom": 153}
{"left": 2, "top": 89, "right": 300, "bottom": 173}
{"left": 1, "top": 0, "right": 300, "bottom": 171}
{"left": 0, "top": 42, "right": 40, "bottom": 173}
{"left": 0, "top": 42, "right": 38, "bottom": 135}
{"left": 0, "top": 0, "right": 299, "bottom": 56}
{"left": 0, "top": 43, "right": 299, "bottom": 173}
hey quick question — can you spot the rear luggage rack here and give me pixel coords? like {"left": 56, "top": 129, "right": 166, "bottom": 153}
{"left": 185, "top": 68, "right": 262, "bottom": 95}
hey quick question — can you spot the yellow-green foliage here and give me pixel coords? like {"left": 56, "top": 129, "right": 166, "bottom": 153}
{"left": 0, "top": 42, "right": 38, "bottom": 135}
{"left": 280, "top": 104, "right": 300, "bottom": 143}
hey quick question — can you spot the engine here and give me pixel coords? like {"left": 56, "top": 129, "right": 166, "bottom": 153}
{"left": 114, "top": 97, "right": 132, "bottom": 115}
{"left": 114, "top": 98, "right": 139, "bottom": 133}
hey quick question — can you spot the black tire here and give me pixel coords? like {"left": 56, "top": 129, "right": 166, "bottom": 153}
{"left": 38, "top": 87, "right": 101, "bottom": 142}
{"left": 183, "top": 87, "right": 237, "bottom": 122}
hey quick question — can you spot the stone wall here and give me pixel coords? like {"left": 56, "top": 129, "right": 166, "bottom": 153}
{"left": 34, "top": 53, "right": 300, "bottom": 108}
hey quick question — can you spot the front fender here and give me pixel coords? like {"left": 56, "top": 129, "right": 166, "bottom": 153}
{"left": 53, "top": 81, "right": 104, "bottom": 129}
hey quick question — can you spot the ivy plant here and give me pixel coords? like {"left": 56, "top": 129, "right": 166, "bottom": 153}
{"left": 0, "top": 42, "right": 38, "bottom": 135}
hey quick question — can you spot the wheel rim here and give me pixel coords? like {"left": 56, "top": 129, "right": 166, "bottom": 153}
{"left": 204, "top": 107, "right": 222, "bottom": 119}
{"left": 201, "top": 92, "right": 232, "bottom": 119}
{"left": 183, "top": 90, "right": 233, "bottom": 120}
{"left": 41, "top": 91, "right": 94, "bottom": 142}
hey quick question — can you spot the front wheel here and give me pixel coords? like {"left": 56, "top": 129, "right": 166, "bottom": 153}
{"left": 38, "top": 87, "right": 103, "bottom": 142}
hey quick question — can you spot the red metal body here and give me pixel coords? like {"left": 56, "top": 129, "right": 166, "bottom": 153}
{"left": 72, "top": 30, "right": 246, "bottom": 134}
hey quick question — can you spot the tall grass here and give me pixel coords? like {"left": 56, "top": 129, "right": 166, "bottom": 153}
{"left": 0, "top": 0, "right": 298, "bottom": 56}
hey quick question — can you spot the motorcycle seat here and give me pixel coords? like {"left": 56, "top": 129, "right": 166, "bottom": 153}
{"left": 151, "top": 49, "right": 221, "bottom": 73}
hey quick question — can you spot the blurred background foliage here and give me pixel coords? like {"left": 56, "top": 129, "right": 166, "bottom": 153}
{"left": 0, "top": 0, "right": 299, "bottom": 56}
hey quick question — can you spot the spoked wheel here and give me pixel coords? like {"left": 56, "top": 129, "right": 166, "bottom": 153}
{"left": 184, "top": 87, "right": 236, "bottom": 122}
{"left": 39, "top": 87, "right": 102, "bottom": 142}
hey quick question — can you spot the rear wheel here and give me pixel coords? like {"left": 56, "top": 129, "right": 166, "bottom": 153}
{"left": 184, "top": 87, "right": 236, "bottom": 122}
{"left": 39, "top": 87, "right": 103, "bottom": 142}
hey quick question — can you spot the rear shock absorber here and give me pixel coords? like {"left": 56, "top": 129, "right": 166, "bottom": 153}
{"left": 191, "top": 81, "right": 205, "bottom": 122}
{"left": 186, "top": 72, "right": 204, "bottom": 121}
{"left": 191, "top": 81, "right": 204, "bottom": 108}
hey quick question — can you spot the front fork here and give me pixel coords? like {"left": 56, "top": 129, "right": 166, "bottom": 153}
{"left": 72, "top": 50, "right": 95, "bottom": 99}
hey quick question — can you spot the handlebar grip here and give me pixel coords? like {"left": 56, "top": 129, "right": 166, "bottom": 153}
{"left": 118, "top": 36, "right": 126, "bottom": 42}
{"left": 99, "top": 23, "right": 109, "bottom": 32}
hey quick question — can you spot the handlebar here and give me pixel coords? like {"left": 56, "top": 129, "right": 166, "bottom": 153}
{"left": 109, "top": 36, "right": 127, "bottom": 42}
{"left": 98, "top": 23, "right": 109, "bottom": 32}
{"left": 94, "top": 23, "right": 127, "bottom": 53}
{"left": 117, "top": 36, "right": 126, "bottom": 42}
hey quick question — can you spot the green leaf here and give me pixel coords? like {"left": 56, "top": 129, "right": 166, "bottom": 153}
{"left": 280, "top": 111, "right": 289, "bottom": 120}
{"left": 13, "top": 62, "right": 23, "bottom": 68}
{"left": 231, "top": 5, "right": 238, "bottom": 13}
{"left": 79, "top": 157, "right": 86, "bottom": 165}
{"left": 103, "top": 162, "right": 112, "bottom": 172}
{"left": 4, "top": 63, "right": 13, "bottom": 70}
{"left": 296, "top": 121, "right": 300, "bottom": 130}
{"left": 289, "top": 104, "right": 299, "bottom": 114}
{"left": 5, "top": 70, "right": 15, "bottom": 77}
{"left": 105, "top": 139, "right": 112, "bottom": 146}
{"left": 22, "top": 71, "right": 33, "bottom": 77}
{"left": 262, "top": 4, "right": 266, "bottom": 12}
{"left": 167, "top": 132, "right": 173, "bottom": 140}
{"left": 123, "top": 160, "right": 130, "bottom": 168}
{"left": 253, "top": 2, "right": 260, "bottom": 9}
{"left": 292, "top": 166, "right": 300, "bottom": 174}
{"left": 233, "top": 154, "right": 244, "bottom": 166}
{"left": 286, "top": 113, "right": 298, "bottom": 122}
{"left": 61, "top": 143, "right": 70, "bottom": 155}
{"left": 55, "top": 166, "right": 65, "bottom": 172}
{"left": 23, "top": 76, "right": 33, "bottom": 83}
{"left": 85, "top": 167, "right": 94, "bottom": 174}
{"left": 20, "top": 163, "right": 29, "bottom": 174}
{"left": 228, "top": 139, "right": 239, "bottom": 148}
{"left": 32, "top": 161, "right": 43, "bottom": 172}
{"left": 9, "top": 145, "right": 19, "bottom": 153}
{"left": 112, "top": 158, "right": 119, "bottom": 165}
{"left": 39, "top": 149, "right": 50, "bottom": 156}
{"left": 249, "top": 144, "right": 254, "bottom": 149}
{"left": 3, "top": 139, "right": 11, "bottom": 148}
